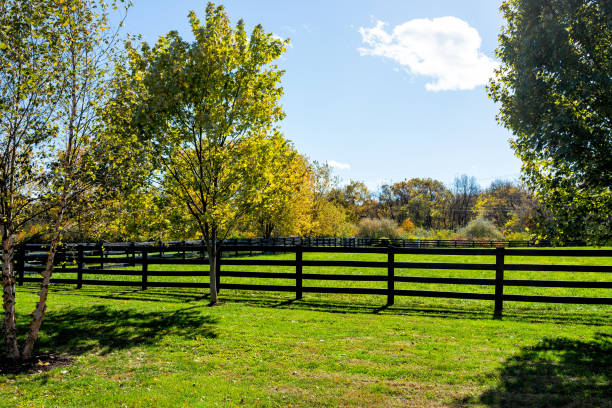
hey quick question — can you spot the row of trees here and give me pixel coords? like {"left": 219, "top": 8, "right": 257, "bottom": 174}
{"left": 36, "top": 164, "right": 537, "bottom": 242}
{"left": 1, "top": 0, "right": 302, "bottom": 358}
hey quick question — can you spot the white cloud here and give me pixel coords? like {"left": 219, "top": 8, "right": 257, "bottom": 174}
{"left": 327, "top": 160, "right": 351, "bottom": 170}
{"left": 358, "top": 17, "right": 498, "bottom": 91}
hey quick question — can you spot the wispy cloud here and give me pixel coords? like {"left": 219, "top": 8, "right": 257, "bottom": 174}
{"left": 327, "top": 160, "right": 351, "bottom": 170}
{"left": 358, "top": 17, "right": 498, "bottom": 91}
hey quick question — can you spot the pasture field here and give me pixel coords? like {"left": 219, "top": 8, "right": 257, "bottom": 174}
{"left": 2, "top": 251, "right": 610, "bottom": 407}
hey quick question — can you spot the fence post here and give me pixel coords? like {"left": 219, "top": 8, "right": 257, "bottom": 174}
{"left": 130, "top": 242, "right": 136, "bottom": 266}
{"left": 215, "top": 249, "right": 221, "bottom": 294}
{"left": 77, "top": 245, "right": 83, "bottom": 289}
{"left": 296, "top": 245, "right": 303, "bottom": 300}
{"left": 494, "top": 247, "right": 505, "bottom": 318}
{"left": 60, "top": 244, "right": 66, "bottom": 274}
{"left": 99, "top": 242, "right": 104, "bottom": 270}
{"left": 387, "top": 245, "right": 394, "bottom": 306}
{"left": 142, "top": 248, "right": 148, "bottom": 290}
{"left": 17, "top": 244, "right": 25, "bottom": 286}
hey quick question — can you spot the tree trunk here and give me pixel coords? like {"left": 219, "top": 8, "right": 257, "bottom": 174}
{"left": 22, "top": 200, "right": 65, "bottom": 359}
{"left": 1, "top": 230, "right": 20, "bottom": 359}
{"left": 21, "top": 236, "right": 59, "bottom": 359}
{"left": 208, "top": 232, "right": 218, "bottom": 305}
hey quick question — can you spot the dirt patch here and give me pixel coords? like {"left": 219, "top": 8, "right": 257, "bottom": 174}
{"left": 0, "top": 353, "right": 74, "bottom": 375}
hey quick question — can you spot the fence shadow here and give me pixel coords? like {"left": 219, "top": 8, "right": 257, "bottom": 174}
{"left": 17, "top": 284, "right": 611, "bottom": 326}
{"left": 17, "top": 304, "right": 217, "bottom": 356}
{"left": 456, "top": 333, "right": 611, "bottom": 407}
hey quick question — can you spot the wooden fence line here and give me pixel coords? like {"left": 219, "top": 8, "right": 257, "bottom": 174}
{"left": 18, "top": 236, "right": 588, "bottom": 251}
{"left": 15, "top": 243, "right": 612, "bottom": 317}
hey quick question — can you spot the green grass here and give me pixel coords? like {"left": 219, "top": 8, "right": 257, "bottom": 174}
{"left": 2, "top": 251, "right": 611, "bottom": 407}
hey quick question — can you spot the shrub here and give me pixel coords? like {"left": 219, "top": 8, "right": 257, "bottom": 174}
{"left": 357, "top": 218, "right": 401, "bottom": 239}
{"left": 457, "top": 216, "right": 504, "bottom": 240}
{"left": 505, "top": 231, "right": 532, "bottom": 241}
{"left": 399, "top": 218, "right": 416, "bottom": 233}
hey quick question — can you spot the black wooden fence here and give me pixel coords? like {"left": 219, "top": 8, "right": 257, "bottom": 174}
{"left": 15, "top": 242, "right": 612, "bottom": 316}
{"left": 18, "top": 237, "right": 587, "bottom": 250}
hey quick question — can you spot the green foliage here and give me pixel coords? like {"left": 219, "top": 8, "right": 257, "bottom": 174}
{"left": 246, "top": 143, "right": 313, "bottom": 239}
{"left": 128, "top": 1, "right": 288, "bottom": 242}
{"left": 456, "top": 216, "right": 504, "bottom": 240}
{"left": 474, "top": 180, "right": 536, "bottom": 232}
{"left": 126, "top": 2, "right": 289, "bottom": 302}
{"left": 356, "top": 217, "right": 401, "bottom": 239}
{"left": 505, "top": 231, "right": 533, "bottom": 241}
{"left": 378, "top": 178, "right": 452, "bottom": 229}
{"left": 406, "top": 228, "right": 455, "bottom": 240}
{"left": 311, "top": 201, "right": 355, "bottom": 237}
{"left": 489, "top": 0, "right": 612, "bottom": 244}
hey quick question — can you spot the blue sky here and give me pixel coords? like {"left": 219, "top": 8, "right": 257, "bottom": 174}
{"left": 119, "top": 0, "right": 521, "bottom": 191}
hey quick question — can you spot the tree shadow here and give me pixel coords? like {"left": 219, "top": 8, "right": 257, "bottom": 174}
{"left": 18, "top": 284, "right": 612, "bottom": 326}
{"left": 17, "top": 304, "right": 217, "bottom": 356}
{"left": 456, "top": 333, "right": 611, "bottom": 407}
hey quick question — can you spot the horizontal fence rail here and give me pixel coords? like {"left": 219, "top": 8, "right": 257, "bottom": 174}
{"left": 12, "top": 241, "right": 612, "bottom": 316}
{"left": 18, "top": 236, "right": 587, "bottom": 251}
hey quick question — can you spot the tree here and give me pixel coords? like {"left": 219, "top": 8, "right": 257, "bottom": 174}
{"left": 22, "top": 0, "right": 137, "bottom": 359}
{"left": 130, "top": 3, "right": 288, "bottom": 304}
{"left": 0, "top": 0, "right": 137, "bottom": 359}
{"left": 449, "top": 175, "right": 481, "bottom": 228}
{"left": 249, "top": 148, "right": 313, "bottom": 239}
{"left": 0, "top": 0, "right": 63, "bottom": 359}
{"left": 328, "top": 180, "right": 371, "bottom": 222}
{"left": 375, "top": 178, "right": 452, "bottom": 229}
{"left": 474, "top": 180, "right": 537, "bottom": 232}
{"left": 489, "top": 0, "right": 612, "bottom": 243}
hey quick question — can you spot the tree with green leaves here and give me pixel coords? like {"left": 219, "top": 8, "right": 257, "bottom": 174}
{"left": 0, "top": 0, "right": 63, "bottom": 359}
{"left": 489, "top": 0, "right": 612, "bottom": 243}
{"left": 129, "top": 3, "right": 288, "bottom": 304}
{"left": 1, "top": 0, "right": 138, "bottom": 359}
{"left": 21, "top": 0, "right": 140, "bottom": 358}
{"left": 248, "top": 145, "right": 313, "bottom": 239}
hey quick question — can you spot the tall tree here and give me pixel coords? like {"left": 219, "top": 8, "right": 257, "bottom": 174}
{"left": 130, "top": 3, "right": 288, "bottom": 304}
{"left": 449, "top": 175, "right": 481, "bottom": 228}
{"left": 0, "top": 0, "right": 62, "bottom": 359}
{"left": 249, "top": 146, "right": 313, "bottom": 239}
{"left": 489, "top": 0, "right": 612, "bottom": 243}
{"left": 0, "top": 0, "right": 137, "bottom": 359}
{"left": 474, "top": 180, "right": 536, "bottom": 232}
{"left": 23, "top": 0, "right": 138, "bottom": 359}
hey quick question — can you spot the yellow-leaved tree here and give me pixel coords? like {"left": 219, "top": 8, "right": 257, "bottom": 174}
{"left": 128, "top": 3, "right": 288, "bottom": 304}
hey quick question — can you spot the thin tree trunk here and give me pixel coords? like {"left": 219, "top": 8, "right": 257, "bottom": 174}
{"left": 208, "top": 233, "right": 218, "bottom": 305}
{"left": 21, "top": 232, "right": 60, "bottom": 359}
{"left": 1, "top": 230, "right": 20, "bottom": 359}
{"left": 22, "top": 199, "right": 66, "bottom": 359}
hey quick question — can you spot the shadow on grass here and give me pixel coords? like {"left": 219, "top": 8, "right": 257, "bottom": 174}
{"left": 17, "top": 284, "right": 611, "bottom": 326}
{"left": 19, "top": 304, "right": 217, "bottom": 356}
{"left": 456, "top": 333, "right": 611, "bottom": 407}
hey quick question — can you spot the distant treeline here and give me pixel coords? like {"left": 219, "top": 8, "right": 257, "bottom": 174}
{"left": 22, "top": 162, "right": 539, "bottom": 244}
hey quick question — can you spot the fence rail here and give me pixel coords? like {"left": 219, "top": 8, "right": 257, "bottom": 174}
{"left": 19, "top": 236, "right": 587, "bottom": 251}
{"left": 14, "top": 241, "right": 612, "bottom": 316}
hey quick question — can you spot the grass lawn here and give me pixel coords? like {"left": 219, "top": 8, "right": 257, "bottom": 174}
{"left": 2, "top": 251, "right": 611, "bottom": 407}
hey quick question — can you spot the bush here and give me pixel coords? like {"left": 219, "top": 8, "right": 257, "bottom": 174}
{"left": 399, "top": 218, "right": 416, "bottom": 233}
{"left": 404, "top": 228, "right": 455, "bottom": 240}
{"left": 505, "top": 231, "right": 532, "bottom": 241}
{"left": 457, "top": 216, "right": 504, "bottom": 240}
{"left": 357, "top": 218, "right": 401, "bottom": 239}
